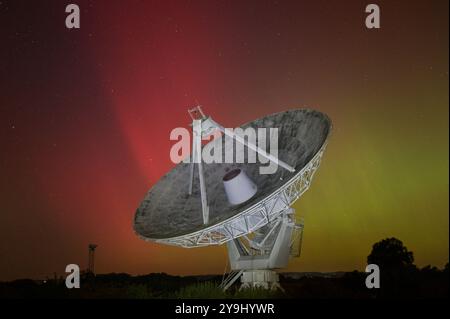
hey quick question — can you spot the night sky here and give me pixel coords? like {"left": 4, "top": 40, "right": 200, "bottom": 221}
{"left": 0, "top": 0, "right": 448, "bottom": 281}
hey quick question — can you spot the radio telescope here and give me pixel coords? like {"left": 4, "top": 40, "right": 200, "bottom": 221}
{"left": 133, "top": 106, "right": 331, "bottom": 290}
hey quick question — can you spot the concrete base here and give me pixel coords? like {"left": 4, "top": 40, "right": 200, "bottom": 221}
{"left": 239, "top": 270, "right": 282, "bottom": 291}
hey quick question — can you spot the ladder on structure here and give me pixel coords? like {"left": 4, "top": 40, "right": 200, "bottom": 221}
{"left": 219, "top": 270, "right": 244, "bottom": 291}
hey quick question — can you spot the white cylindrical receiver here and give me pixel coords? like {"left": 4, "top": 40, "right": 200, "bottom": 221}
{"left": 223, "top": 169, "right": 258, "bottom": 205}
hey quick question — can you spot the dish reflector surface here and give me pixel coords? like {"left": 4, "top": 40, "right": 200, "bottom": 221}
{"left": 133, "top": 109, "right": 331, "bottom": 246}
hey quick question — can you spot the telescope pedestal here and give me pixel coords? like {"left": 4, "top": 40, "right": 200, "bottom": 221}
{"left": 240, "top": 270, "right": 281, "bottom": 291}
{"left": 220, "top": 208, "right": 303, "bottom": 291}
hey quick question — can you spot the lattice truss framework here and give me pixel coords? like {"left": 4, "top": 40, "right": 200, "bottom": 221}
{"left": 141, "top": 143, "right": 327, "bottom": 248}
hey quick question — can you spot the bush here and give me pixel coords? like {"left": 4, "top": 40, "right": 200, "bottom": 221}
{"left": 169, "top": 281, "right": 282, "bottom": 299}
{"left": 172, "top": 282, "right": 226, "bottom": 299}
{"left": 233, "top": 287, "right": 280, "bottom": 299}
{"left": 126, "top": 284, "right": 155, "bottom": 299}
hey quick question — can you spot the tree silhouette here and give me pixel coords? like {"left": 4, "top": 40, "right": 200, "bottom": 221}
{"left": 367, "top": 238, "right": 417, "bottom": 298}
{"left": 367, "top": 237, "right": 414, "bottom": 270}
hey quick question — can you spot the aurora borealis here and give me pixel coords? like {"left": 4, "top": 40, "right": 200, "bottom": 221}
{"left": 0, "top": 0, "right": 448, "bottom": 281}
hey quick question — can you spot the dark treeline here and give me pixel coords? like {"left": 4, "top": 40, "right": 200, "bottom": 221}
{"left": 0, "top": 238, "right": 448, "bottom": 299}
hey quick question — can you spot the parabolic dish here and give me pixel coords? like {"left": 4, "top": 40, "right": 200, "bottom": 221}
{"left": 134, "top": 109, "right": 332, "bottom": 247}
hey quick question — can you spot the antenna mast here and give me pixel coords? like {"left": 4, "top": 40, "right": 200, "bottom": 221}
{"left": 88, "top": 244, "right": 98, "bottom": 275}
